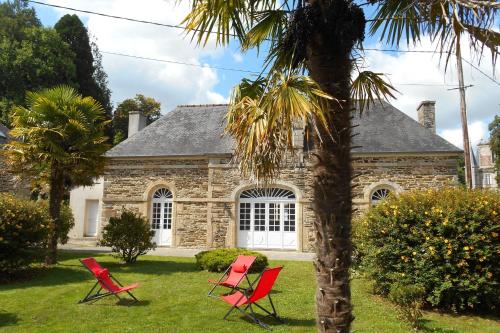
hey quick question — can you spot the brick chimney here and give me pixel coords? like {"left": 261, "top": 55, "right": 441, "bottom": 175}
{"left": 417, "top": 100, "right": 436, "bottom": 133}
{"left": 128, "top": 111, "right": 147, "bottom": 138}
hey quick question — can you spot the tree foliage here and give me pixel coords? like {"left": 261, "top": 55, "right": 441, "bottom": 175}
{"left": 112, "top": 94, "right": 161, "bottom": 144}
{"left": 3, "top": 86, "right": 109, "bottom": 263}
{"left": 54, "top": 15, "right": 112, "bottom": 120}
{"left": 489, "top": 115, "right": 500, "bottom": 183}
{"left": 0, "top": 0, "right": 76, "bottom": 124}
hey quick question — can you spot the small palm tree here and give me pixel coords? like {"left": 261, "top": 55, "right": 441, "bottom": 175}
{"left": 4, "top": 86, "right": 109, "bottom": 264}
{"left": 182, "top": 1, "right": 497, "bottom": 332}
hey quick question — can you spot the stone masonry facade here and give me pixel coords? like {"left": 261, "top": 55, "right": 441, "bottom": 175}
{"left": 101, "top": 153, "right": 459, "bottom": 252}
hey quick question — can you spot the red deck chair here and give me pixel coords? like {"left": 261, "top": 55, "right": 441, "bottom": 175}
{"left": 78, "top": 257, "right": 139, "bottom": 304}
{"left": 207, "top": 255, "right": 256, "bottom": 297}
{"left": 221, "top": 266, "right": 284, "bottom": 330}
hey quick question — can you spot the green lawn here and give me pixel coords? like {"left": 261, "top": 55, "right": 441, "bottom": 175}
{"left": 0, "top": 252, "right": 498, "bottom": 333}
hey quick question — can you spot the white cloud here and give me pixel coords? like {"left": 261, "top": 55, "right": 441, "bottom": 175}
{"left": 232, "top": 52, "right": 244, "bottom": 63}
{"left": 46, "top": 0, "right": 228, "bottom": 113}
{"left": 441, "top": 121, "right": 487, "bottom": 149}
{"left": 363, "top": 39, "right": 499, "bottom": 147}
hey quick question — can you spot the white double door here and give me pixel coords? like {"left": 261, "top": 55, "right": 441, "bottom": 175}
{"left": 151, "top": 201, "right": 172, "bottom": 246}
{"left": 238, "top": 201, "right": 297, "bottom": 250}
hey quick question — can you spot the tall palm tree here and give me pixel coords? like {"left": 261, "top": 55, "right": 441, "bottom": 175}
{"left": 181, "top": 1, "right": 498, "bottom": 331}
{"left": 4, "top": 86, "right": 109, "bottom": 264}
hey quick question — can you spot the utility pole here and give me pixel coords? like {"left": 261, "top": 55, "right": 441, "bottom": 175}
{"left": 455, "top": 41, "right": 473, "bottom": 189}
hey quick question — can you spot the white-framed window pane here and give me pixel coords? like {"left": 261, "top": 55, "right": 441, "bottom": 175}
{"left": 254, "top": 203, "right": 266, "bottom": 231}
{"left": 163, "top": 202, "right": 172, "bottom": 229}
{"left": 269, "top": 203, "right": 280, "bottom": 231}
{"left": 284, "top": 203, "right": 295, "bottom": 232}
{"left": 239, "top": 202, "right": 251, "bottom": 231}
{"left": 152, "top": 202, "right": 161, "bottom": 230}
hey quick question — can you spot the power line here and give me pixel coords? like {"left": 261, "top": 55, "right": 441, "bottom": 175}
{"left": 29, "top": 0, "right": 499, "bottom": 85}
{"left": 101, "top": 51, "right": 260, "bottom": 74}
{"left": 102, "top": 50, "right": 471, "bottom": 87}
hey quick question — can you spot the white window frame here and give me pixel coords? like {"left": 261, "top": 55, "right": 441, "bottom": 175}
{"left": 238, "top": 188, "right": 297, "bottom": 249}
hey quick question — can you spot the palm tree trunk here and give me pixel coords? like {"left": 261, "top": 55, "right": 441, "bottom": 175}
{"left": 45, "top": 162, "right": 64, "bottom": 265}
{"left": 306, "top": 1, "right": 364, "bottom": 332}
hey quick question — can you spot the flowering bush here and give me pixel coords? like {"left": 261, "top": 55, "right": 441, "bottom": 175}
{"left": 357, "top": 188, "right": 499, "bottom": 312}
{"left": 0, "top": 194, "right": 50, "bottom": 276}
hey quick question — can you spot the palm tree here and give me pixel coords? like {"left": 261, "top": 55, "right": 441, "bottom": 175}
{"left": 4, "top": 86, "right": 109, "bottom": 264}
{"left": 181, "top": 1, "right": 498, "bottom": 331}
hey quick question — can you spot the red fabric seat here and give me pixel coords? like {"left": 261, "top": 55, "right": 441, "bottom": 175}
{"left": 220, "top": 266, "right": 284, "bottom": 329}
{"left": 78, "top": 257, "right": 139, "bottom": 304}
{"left": 207, "top": 255, "right": 256, "bottom": 296}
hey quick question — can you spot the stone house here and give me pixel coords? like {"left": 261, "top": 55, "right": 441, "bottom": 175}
{"left": 69, "top": 101, "right": 461, "bottom": 252}
{"left": 472, "top": 140, "right": 497, "bottom": 189}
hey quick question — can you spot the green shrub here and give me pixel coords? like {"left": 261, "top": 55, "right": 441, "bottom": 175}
{"left": 389, "top": 282, "right": 426, "bottom": 330}
{"left": 99, "top": 209, "right": 156, "bottom": 263}
{"left": 195, "top": 248, "right": 268, "bottom": 273}
{"left": 0, "top": 194, "right": 50, "bottom": 276}
{"left": 357, "top": 188, "right": 499, "bottom": 312}
{"left": 38, "top": 201, "right": 74, "bottom": 244}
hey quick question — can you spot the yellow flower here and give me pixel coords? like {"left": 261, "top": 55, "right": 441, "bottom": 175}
{"left": 425, "top": 236, "right": 430, "bottom": 241}
{"left": 447, "top": 250, "right": 452, "bottom": 255}
{"left": 492, "top": 232, "right": 498, "bottom": 238}
{"left": 412, "top": 251, "right": 417, "bottom": 256}
{"left": 464, "top": 246, "right": 470, "bottom": 251}
{"left": 444, "top": 239, "right": 449, "bottom": 244}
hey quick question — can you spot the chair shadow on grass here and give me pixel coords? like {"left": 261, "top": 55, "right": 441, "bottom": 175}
{"left": 418, "top": 319, "right": 458, "bottom": 333}
{"left": 0, "top": 311, "right": 19, "bottom": 328}
{"left": 0, "top": 252, "right": 199, "bottom": 291}
{"left": 230, "top": 312, "right": 316, "bottom": 329}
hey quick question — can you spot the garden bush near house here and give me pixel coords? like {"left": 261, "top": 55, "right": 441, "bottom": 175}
{"left": 195, "top": 248, "right": 268, "bottom": 273}
{"left": 38, "top": 201, "right": 74, "bottom": 244}
{"left": 389, "top": 282, "right": 426, "bottom": 331}
{"left": 99, "top": 209, "right": 156, "bottom": 263}
{"left": 357, "top": 188, "right": 499, "bottom": 313}
{"left": 0, "top": 194, "right": 50, "bottom": 277}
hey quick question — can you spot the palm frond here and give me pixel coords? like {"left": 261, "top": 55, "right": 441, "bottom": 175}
{"left": 226, "top": 72, "right": 335, "bottom": 181}
{"left": 4, "top": 85, "right": 110, "bottom": 188}
{"left": 370, "top": 0, "right": 499, "bottom": 67}
{"left": 351, "top": 71, "right": 398, "bottom": 114}
{"left": 182, "top": 0, "right": 251, "bottom": 46}
{"left": 242, "top": 9, "right": 287, "bottom": 51}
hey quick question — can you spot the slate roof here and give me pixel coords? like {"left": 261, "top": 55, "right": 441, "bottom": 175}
{"left": 106, "top": 102, "right": 461, "bottom": 158}
{"left": 0, "top": 123, "right": 9, "bottom": 145}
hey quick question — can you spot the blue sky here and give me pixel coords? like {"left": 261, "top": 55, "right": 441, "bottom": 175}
{"left": 5, "top": 0, "right": 500, "bottom": 148}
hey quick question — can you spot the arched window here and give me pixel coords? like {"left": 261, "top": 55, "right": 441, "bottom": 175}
{"left": 238, "top": 187, "right": 297, "bottom": 249}
{"left": 371, "top": 188, "right": 391, "bottom": 205}
{"left": 151, "top": 188, "right": 173, "bottom": 246}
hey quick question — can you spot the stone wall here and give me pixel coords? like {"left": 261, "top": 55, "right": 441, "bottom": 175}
{"left": 101, "top": 153, "right": 459, "bottom": 251}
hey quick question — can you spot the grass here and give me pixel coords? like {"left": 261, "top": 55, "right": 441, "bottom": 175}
{"left": 0, "top": 252, "right": 498, "bottom": 333}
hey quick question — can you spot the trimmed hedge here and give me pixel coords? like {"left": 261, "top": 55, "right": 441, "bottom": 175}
{"left": 195, "top": 248, "right": 268, "bottom": 273}
{"left": 0, "top": 194, "right": 50, "bottom": 276}
{"left": 357, "top": 188, "right": 499, "bottom": 312}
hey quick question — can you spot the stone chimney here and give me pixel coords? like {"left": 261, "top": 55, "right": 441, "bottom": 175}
{"left": 128, "top": 111, "right": 147, "bottom": 138}
{"left": 417, "top": 100, "right": 436, "bottom": 133}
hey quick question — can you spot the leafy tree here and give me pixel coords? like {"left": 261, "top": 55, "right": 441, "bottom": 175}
{"left": 456, "top": 155, "right": 465, "bottom": 186}
{"left": 489, "top": 115, "right": 500, "bottom": 183}
{"left": 3, "top": 86, "right": 109, "bottom": 264}
{"left": 0, "top": 1, "right": 76, "bottom": 124}
{"left": 54, "top": 14, "right": 113, "bottom": 140}
{"left": 0, "top": 0, "right": 40, "bottom": 40}
{"left": 182, "top": 1, "right": 498, "bottom": 331}
{"left": 113, "top": 94, "right": 161, "bottom": 144}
